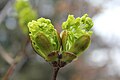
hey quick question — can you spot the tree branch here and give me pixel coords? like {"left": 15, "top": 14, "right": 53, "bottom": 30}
{"left": 52, "top": 67, "right": 60, "bottom": 80}
{"left": 0, "top": 44, "right": 14, "bottom": 65}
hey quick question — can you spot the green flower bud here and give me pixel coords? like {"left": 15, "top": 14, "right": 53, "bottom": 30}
{"left": 80, "top": 14, "right": 93, "bottom": 31}
{"left": 28, "top": 18, "right": 60, "bottom": 62}
{"left": 61, "top": 14, "right": 93, "bottom": 62}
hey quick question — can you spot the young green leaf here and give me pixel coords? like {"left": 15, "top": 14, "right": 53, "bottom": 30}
{"left": 28, "top": 18, "right": 60, "bottom": 62}
{"left": 61, "top": 14, "right": 93, "bottom": 63}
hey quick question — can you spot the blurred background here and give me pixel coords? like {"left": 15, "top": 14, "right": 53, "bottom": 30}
{"left": 0, "top": 0, "right": 120, "bottom": 80}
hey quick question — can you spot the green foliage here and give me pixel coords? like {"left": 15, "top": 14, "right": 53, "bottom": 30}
{"left": 61, "top": 14, "right": 93, "bottom": 63}
{"left": 15, "top": 0, "right": 37, "bottom": 34}
{"left": 28, "top": 14, "right": 93, "bottom": 64}
{"left": 61, "top": 14, "right": 93, "bottom": 52}
{"left": 28, "top": 18, "right": 60, "bottom": 61}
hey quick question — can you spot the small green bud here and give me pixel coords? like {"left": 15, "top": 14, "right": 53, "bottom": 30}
{"left": 28, "top": 18, "right": 60, "bottom": 62}
{"left": 81, "top": 14, "right": 93, "bottom": 31}
{"left": 61, "top": 14, "right": 93, "bottom": 63}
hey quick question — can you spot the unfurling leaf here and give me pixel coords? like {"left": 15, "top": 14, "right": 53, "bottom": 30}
{"left": 61, "top": 14, "right": 93, "bottom": 63}
{"left": 28, "top": 18, "right": 60, "bottom": 62}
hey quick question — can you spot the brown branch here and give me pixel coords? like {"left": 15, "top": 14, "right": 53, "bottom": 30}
{"left": 0, "top": 40, "right": 29, "bottom": 80}
{"left": 52, "top": 67, "right": 60, "bottom": 80}
{"left": 0, "top": 44, "right": 14, "bottom": 65}
{"left": 2, "top": 54, "right": 28, "bottom": 80}
{"left": 2, "top": 63, "right": 16, "bottom": 80}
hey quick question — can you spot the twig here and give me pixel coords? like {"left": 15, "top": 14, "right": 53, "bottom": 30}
{"left": 2, "top": 55, "right": 28, "bottom": 80}
{"left": 51, "top": 53, "right": 66, "bottom": 80}
{"left": 52, "top": 67, "right": 60, "bottom": 80}
{"left": 0, "top": 44, "right": 14, "bottom": 65}
{"left": 1, "top": 38, "right": 30, "bottom": 80}
{"left": 9, "top": 56, "right": 28, "bottom": 80}
{"left": 2, "top": 63, "right": 16, "bottom": 80}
